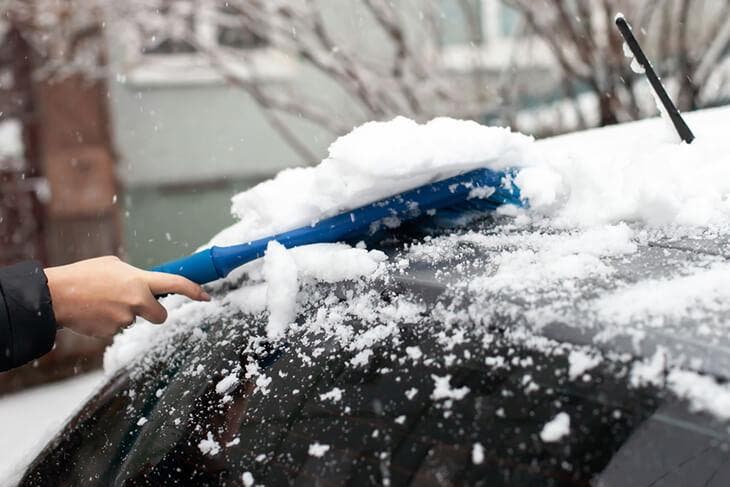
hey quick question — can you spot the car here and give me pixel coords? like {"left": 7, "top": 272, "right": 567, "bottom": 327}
{"left": 18, "top": 108, "right": 730, "bottom": 486}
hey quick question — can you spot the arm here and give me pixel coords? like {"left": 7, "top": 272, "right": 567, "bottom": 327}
{"left": 0, "top": 256, "right": 210, "bottom": 372}
{"left": 0, "top": 261, "right": 56, "bottom": 372}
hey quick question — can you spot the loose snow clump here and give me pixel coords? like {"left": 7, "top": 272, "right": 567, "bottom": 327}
{"left": 568, "top": 350, "right": 602, "bottom": 380}
{"left": 263, "top": 241, "right": 299, "bottom": 338}
{"left": 431, "top": 374, "right": 470, "bottom": 401}
{"left": 198, "top": 432, "right": 221, "bottom": 456}
{"left": 472, "top": 443, "right": 485, "bottom": 464}
{"left": 540, "top": 412, "right": 571, "bottom": 442}
{"left": 308, "top": 443, "right": 330, "bottom": 457}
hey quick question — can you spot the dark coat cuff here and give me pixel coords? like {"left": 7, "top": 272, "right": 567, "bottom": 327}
{"left": 0, "top": 261, "right": 57, "bottom": 371}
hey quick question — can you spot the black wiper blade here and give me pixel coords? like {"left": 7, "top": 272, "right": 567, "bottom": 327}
{"left": 615, "top": 14, "right": 695, "bottom": 144}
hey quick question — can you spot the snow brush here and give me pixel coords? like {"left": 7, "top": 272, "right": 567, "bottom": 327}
{"left": 152, "top": 168, "right": 522, "bottom": 284}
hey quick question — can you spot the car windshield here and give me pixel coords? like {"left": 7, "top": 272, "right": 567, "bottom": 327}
{"left": 20, "top": 216, "right": 730, "bottom": 486}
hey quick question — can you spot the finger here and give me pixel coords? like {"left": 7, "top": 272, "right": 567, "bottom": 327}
{"left": 144, "top": 272, "right": 211, "bottom": 301}
{"left": 135, "top": 294, "right": 168, "bottom": 324}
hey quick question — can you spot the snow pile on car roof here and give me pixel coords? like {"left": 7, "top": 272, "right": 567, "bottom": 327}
{"left": 204, "top": 107, "right": 730, "bottom": 255}
{"left": 207, "top": 116, "right": 533, "bottom": 247}
{"left": 518, "top": 106, "right": 730, "bottom": 228}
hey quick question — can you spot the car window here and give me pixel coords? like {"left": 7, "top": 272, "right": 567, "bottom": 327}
{"left": 21, "top": 297, "right": 730, "bottom": 486}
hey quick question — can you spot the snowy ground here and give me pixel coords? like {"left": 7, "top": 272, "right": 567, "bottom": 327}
{"left": 0, "top": 371, "right": 105, "bottom": 484}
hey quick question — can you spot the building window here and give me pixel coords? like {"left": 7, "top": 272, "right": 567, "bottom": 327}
{"left": 139, "top": 1, "right": 197, "bottom": 55}
{"left": 215, "top": 4, "right": 268, "bottom": 50}
{"left": 122, "top": 1, "right": 293, "bottom": 86}
{"left": 439, "top": 0, "right": 484, "bottom": 47}
{"left": 439, "top": 0, "right": 520, "bottom": 47}
{"left": 438, "top": 0, "right": 551, "bottom": 72}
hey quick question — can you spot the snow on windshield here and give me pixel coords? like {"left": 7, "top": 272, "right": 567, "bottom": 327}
{"left": 106, "top": 106, "right": 730, "bottom": 424}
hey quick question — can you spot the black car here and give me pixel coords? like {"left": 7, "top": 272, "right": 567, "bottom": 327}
{"left": 19, "top": 214, "right": 730, "bottom": 486}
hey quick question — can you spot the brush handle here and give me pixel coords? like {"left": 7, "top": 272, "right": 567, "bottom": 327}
{"left": 152, "top": 167, "right": 521, "bottom": 285}
{"left": 151, "top": 247, "right": 223, "bottom": 285}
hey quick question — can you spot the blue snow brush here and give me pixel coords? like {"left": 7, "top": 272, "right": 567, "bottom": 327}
{"left": 152, "top": 167, "right": 522, "bottom": 284}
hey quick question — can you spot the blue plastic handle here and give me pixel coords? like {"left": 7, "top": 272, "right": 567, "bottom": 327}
{"left": 152, "top": 167, "right": 521, "bottom": 284}
{"left": 151, "top": 248, "right": 220, "bottom": 285}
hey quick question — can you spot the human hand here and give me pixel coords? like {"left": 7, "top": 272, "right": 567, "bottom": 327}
{"left": 44, "top": 256, "right": 211, "bottom": 337}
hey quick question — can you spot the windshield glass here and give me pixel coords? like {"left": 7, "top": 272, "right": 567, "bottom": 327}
{"left": 21, "top": 214, "right": 730, "bottom": 485}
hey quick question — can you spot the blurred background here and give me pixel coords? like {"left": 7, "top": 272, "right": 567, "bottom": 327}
{"left": 0, "top": 0, "right": 729, "bottom": 392}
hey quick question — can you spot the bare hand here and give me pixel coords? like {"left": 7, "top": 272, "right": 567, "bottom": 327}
{"left": 44, "top": 256, "right": 211, "bottom": 337}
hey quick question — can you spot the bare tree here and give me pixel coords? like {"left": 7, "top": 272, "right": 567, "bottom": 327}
{"left": 503, "top": 0, "right": 730, "bottom": 133}
{"left": 4, "top": 0, "right": 729, "bottom": 148}
{"left": 113, "top": 0, "right": 497, "bottom": 159}
{"left": 3, "top": 0, "right": 499, "bottom": 160}
{"left": 0, "top": 0, "right": 108, "bottom": 80}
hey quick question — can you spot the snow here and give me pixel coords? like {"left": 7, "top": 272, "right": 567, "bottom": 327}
{"left": 242, "top": 472, "right": 255, "bottom": 487}
{"left": 468, "top": 186, "right": 496, "bottom": 200}
{"left": 420, "top": 223, "right": 637, "bottom": 295}
{"left": 206, "top": 107, "right": 730, "bottom": 256}
{"left": 405, "top": 346, "right": 423, "bottom": 360}
{"left": 350, "top": 349, "right": 373, "bottom": 367}
{"left": 630, "top": 348, "right": 667, "bottom": 388}
{"left": 430, "top": 374, "right": 470, "bottom": 401}
{"left": 255, "top": 374, "right": 272, "bottom": 394}
{"left": 0, "top": 372, "right": 104, "bottom": 485}
{"left": 518, "top": 106, "right": 730, "bottom": 228}
{"left": 630, "top": 57, "right": 645, "bottom": 75}
{"left": 622, "top": 40, "right": 646, "bottom": 75}
{"left": 308, "top": 442, "right": 330, "bottom": 457}
{"left": 223, "top": 283, "right": 268, "bottom": 314}
{"left": 0, "top": 119, "right": 24, "bottom": 165}
{"left": 540, "top": 412, "right": 571, "bottom": 443}
{"left": 106, "top": 244, "right": 387, "bottom": 373}
{"left": 263, "top": 241, "right": 299, "bottom": 338}
{"left": 101, "top": 107, "right": 730, "bottom": 427}
{"left": 472, "top": 443, "right": 485, "bottom": 464}
{"left": 207, "top": 117, "right": 532, "bottom": 247}
{"left": 596, "top": 264, "right": 730, "bottom": 327}
{"left": 215, "top": 372, "right": 239, "bottom": 395}
{"left": 667, "top": 369, "right": 730, "bottom": 419}
{"left": 198, "top": 432, "right": 221, "bottom": 456}
{"left": 286, "top": 244, "right": 387, "bottom": 283}
{"left": 104, "top": 298, "right": 222, "bottom": 376}
{"left": 568, "top": 350, "right": 602, "bottom": 380}
{"left": 319, "top": 387, "right": 344, "bottom": 403}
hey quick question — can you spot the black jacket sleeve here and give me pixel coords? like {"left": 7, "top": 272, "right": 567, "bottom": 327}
{"left": 0, "top": 261, "right": 57, "bottom": 372}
